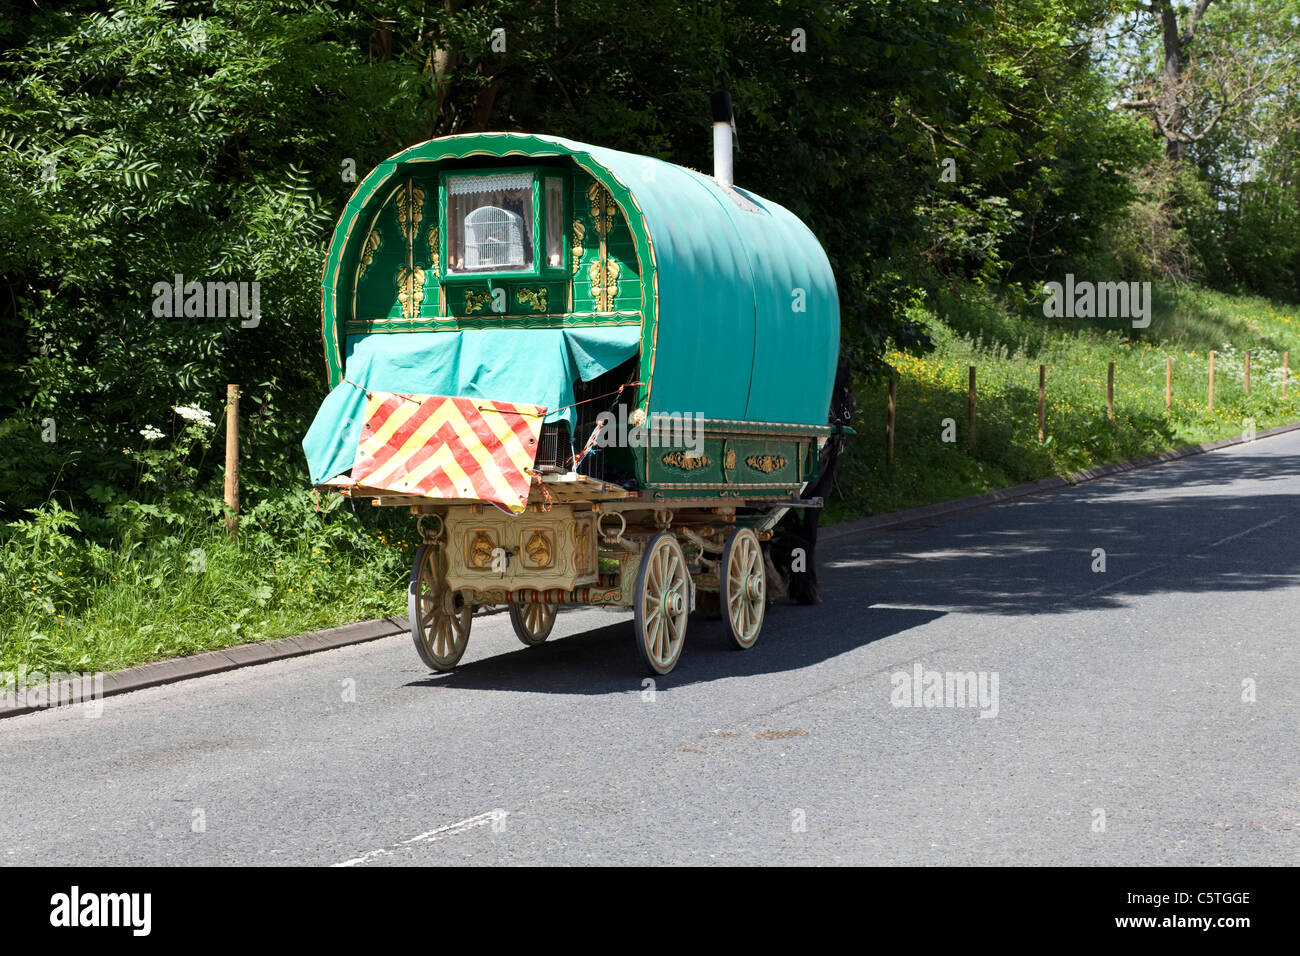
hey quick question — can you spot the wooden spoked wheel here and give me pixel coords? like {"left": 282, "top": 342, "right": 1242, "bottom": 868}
{"left": 408, "top": 542, "right": 473, "bottom": 671}
{"left": 720, "top": 527, "right": 765, "bottom": 649}
{"left": 634, "top": 532, "right": 691, "bottom": 675}
{"left": 509, "top": 601, "right": 558, "bottom": 646}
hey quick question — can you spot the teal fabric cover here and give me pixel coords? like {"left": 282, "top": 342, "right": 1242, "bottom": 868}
{"left": 571, "top": 142, "right": 840, "bottom": 425}
{"left": 302, "top": 325, "right": 639, "bottom": 485}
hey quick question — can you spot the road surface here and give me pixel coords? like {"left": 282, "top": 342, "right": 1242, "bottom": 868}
{"left": 3, "top": 430, "right": 1298, "bottom": 865}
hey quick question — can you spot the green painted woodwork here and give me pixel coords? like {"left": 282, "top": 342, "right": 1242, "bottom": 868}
{"left": 639, "top": 431, "right": 811, "bottom": 496}
{"left": 569, "top": 171, "right": 642, "bottom": 314}
{"left": 343, "top": 311, "right": 639, "bottom": 335}
{"left": 319, "top": 133, "right": 838, "bottom": 428}
{"left": 350, "top": 179, "right": 436, "bottom": 323}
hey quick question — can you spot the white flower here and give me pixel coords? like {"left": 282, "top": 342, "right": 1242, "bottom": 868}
{"left": 140, "top": 426, "right": 165, "bottom": 441}
{"left": 172, "top": 403, "right": 215, "bottom": 428}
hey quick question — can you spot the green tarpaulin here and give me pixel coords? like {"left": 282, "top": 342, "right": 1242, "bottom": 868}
{"left": 302, "top": 325, "right": 640, "bottom": 485}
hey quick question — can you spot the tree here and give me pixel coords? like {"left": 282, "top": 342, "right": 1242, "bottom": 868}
{"left": 1117, "top": 0, "right": 1300, "bottom": 163}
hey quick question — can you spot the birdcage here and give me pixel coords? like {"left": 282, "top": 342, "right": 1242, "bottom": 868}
{"left": 464, "top": 205, "right": 525, "bottom": 269}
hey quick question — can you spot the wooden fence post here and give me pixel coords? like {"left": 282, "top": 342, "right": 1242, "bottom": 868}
{"left": 886, "top": 377, "right": 897, "bottom": 468}
{"left": 225, "top": 384, "right": 240, "bottom": 539}
{"left": 967, "top": 366, "right": 976, "bottom": 450}
{"left": 1208, "top": 351, "right": 1215, "bottom": 412}
{"left": 1245, "top": 350, "right": 1251, "bottom": 395}
{"left": 1107, "top": 361, "right": 1114, "bottom": 421}
{"left": 1165, "top": 356, "right": 1172, "bottom": 413}
{"left": 1284, "top": 351, "right": 1290, "bottom": 399}
{"left": 1037, "top": 365, "right": 1045, "bottom": 442}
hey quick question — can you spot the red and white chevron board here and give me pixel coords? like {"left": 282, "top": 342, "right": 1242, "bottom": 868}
{"left": 350, "top": 392, "right": 546, "bottom": 514}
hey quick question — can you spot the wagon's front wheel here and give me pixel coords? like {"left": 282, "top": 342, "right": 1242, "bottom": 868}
{"left": 408, "top": 543, "right": 472, "bottom": 671}
{"left": 634, "top": 532, "right": 691, "bottom": 675}
{"left": 721, "top": 527, "right": 765, "bottom": 649}
{"left": 509, "top": 601, "right": 557, "bottom": 646}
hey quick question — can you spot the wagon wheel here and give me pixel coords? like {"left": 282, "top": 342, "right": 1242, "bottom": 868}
{"left": 634, "top": 532, "right": 691, "bottom": 675}
{"left": 509, "top": 601, "right": 557, "bottom": 646}
{"left": 408, "top": 542, "right": 472, "bottom": 671}
{"left": 720, "top": 527, "right": 765, "bottom": 649}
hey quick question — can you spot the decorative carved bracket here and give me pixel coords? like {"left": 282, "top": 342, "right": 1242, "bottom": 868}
{"left": 746, "top": 454, "right": 788, "bottom": 473}
{"left": 586, "top": 182, "right": 620, "bottom": 311}
{"left": 662, "top": 451, "right": 711, "bottom": 471}
{"left": 395, "top": 182, "right": 428, "bottom": 319}
{"left": 517, "top": 287, "right": 548, "bottom": 313}
{"left": 465, "top": 289, "right": 492, "bottom": 314}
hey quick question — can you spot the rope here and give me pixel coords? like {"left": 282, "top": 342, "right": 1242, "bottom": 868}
{"left": 527, "top": 469, "right": 554, "bottom": 512}
{"left": 564, "top": 379, "right": 644, "bottom": 469}
{"left": 549, "top": 380, "right": 644, "bottom": 418}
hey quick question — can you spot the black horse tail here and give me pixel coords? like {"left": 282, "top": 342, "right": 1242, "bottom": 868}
{"left": 765, "top": 356, "right": 857, "bottom": 605}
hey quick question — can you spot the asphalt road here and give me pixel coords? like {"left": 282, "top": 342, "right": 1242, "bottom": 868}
{"left": 3, "top": 430, "right": 1298, "bottom": 866}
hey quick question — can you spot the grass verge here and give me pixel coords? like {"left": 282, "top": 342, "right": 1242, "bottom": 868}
{"left": 1, "top": 491, "right": 415, "bottom": 676}
{"left": 827, "top": 283, "right": 1300, "bottom": 521}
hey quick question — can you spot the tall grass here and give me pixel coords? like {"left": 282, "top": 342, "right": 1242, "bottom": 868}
{"left": 0, "top": 490, "right": 416, "bottom": 675}
{"left": 827, "top": 283, "right": 1300, "bottom": 521}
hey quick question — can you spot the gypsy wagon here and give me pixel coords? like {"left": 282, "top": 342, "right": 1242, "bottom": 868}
{"left": 303, "top": 128, "right": 843, "bottom": 675}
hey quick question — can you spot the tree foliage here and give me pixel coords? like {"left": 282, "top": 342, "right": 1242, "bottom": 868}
{"left": 0, "top": 0, "right": 1290, "bottom": 519}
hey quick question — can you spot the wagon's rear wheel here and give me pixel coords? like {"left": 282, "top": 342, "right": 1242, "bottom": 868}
{"left": 634, "top": 532, "right": 691, "bottom": 675}
{"left": 509, "top": 601, "right": 557, "bottom": 646}
{"left": 721, "top": 527, "right": 765, "bottom": 649}
{"left": 408, "top": 543, "right": 472, "bottom": 671}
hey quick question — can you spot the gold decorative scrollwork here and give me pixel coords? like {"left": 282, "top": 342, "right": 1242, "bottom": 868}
{"left": 517, "top": 287, "right": 548, "bottom": 313}
{"left": 589, "top": 259, "right": 620, "bottom": 312}
{"left": 397, "top": 266, "right": 425, "bottom": 319}
{"left": 570, "top": 220, "right": 585, "bottom": 274}
{"left": 586, "top": 182, "right": 620, "bottom": 311}
{"left": 358, "top": 230, "right": 381, "bottom": 280}
{"left": 588, "top": 182, "right": 617, "bottom": 235}
{"left": 429, "top": 224, "right": 439, "bottom": 276}
{"left": 394, "top": 181, "right": 428, "bottom": 319}
{"left": 724, "top": 448, "right": 736, "bottom": 470}
{"left": 465, "top": 289, "right": 492, "bottom": 314}
{"left": 396, "top": 184, "right": 424, "bottom": 242}
{"left": 661, "top": 451, "right": 711, "bottom": 471}
{"left": 746, "top": 454, "right": 787, "bottom": 473}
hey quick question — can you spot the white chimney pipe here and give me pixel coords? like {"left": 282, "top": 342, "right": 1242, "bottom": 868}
{"left": 711, "top": 91, "right": 734, "bottom": 188}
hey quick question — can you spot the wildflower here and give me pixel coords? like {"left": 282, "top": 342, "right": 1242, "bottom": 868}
{"left": 173, "top": 404, "right": 215, "bottom": 428}
{"left": 140, "top": 425, "right": 165, "bottom": 441}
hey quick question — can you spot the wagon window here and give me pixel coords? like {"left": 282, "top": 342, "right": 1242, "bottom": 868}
{"left": 544, "top": 177, "right": 563, "bottom": 268}
{"left": 446, "top": 172, "right": 534, "bottom": 273}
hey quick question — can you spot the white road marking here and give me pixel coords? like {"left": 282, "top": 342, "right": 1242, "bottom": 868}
{"left": 333, "top": 810, "right": 508, "bottom": 867}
